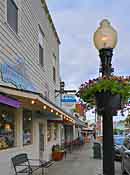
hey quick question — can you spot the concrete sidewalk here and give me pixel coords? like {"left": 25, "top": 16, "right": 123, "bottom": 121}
{"left": 47, "top": 144, "right": 121, "bottom": 175}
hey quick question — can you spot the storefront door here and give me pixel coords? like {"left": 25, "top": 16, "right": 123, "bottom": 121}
{"left": 39, "top": 123, "right": 44, "bottom": 160}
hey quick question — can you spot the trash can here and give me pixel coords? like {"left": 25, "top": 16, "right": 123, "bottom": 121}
{"left": 93, "top": 142, "right": 101, "bottom": 159}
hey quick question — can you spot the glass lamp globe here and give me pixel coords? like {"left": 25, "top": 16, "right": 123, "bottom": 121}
{"left": 93, "top": 19, "right": 118, "bottom": 50}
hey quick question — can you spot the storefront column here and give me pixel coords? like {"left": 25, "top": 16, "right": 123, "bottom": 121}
{"left": 73, "top": 125, "right": 76, "bottom": 140}
{"left": 51, "top": 123, "right": 55, "bottom": 141}
{"left": 57, "top": 124, "right": 61, "bottom": 145}
{"left": 15, "top": 108, "right": 23, "bottom": 147}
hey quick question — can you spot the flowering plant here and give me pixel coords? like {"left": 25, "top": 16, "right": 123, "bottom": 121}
{"left": 78, "top": 76, "right": 130, "bottom": 104}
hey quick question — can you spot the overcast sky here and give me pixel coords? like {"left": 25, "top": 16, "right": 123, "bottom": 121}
{"left": 47, "top": 0, "right": 130, "bottom": 90}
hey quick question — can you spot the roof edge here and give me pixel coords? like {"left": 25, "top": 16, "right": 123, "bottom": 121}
{"left": 41, "top": 0, "right": 61, "bottom": 44}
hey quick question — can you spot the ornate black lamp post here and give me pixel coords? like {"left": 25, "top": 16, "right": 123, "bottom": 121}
{"left": 93, "top": 19, "right": 118, "bottom": 175}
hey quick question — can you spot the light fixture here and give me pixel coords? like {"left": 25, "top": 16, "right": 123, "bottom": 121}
{"left": 51, "top": 109, "right": 53, "bottom": 113}
{"left": 43, "top": 105, "right": 47, "bottom": 109}
{"left": 5, "top": 124, "right": 11, "bottom": 131}
{"left": 93, "top": 19, "right": 117, "bottom": 50}
{"left": 56, "top": 112, "right": 58, "bottom": 115}
{"left": 28, "top": 117, "right": 32, "bottom": 121}
{"left": 31, "top": 100, "right": 35, "bottom": 104}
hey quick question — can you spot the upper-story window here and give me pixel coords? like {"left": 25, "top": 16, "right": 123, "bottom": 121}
{"left": 53, "top": 66, "right": 56, "bottom": 82}
{"left": 38, "top": 25, "right": 45, "bottom": 67}
{"left": 7, "top": 0, "right": 18, "bottom": 33}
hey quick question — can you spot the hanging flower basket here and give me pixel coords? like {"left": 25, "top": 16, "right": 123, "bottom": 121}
{"left": 78, "top": 76, "right": 130, "bottom": 115}
{"left": 95, "top": 91, "right": 121, "bottom": 115}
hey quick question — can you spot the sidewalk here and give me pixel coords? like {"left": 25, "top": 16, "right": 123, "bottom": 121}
{"left": 47, "top": 143, "right": 121, "bottom": 175}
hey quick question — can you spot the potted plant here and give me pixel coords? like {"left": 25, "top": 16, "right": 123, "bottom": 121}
{"left": 78, "top": 76, "right": 130, "bottom": 115}
{"left": 52, "top": 144, "right": 64, "bottom": 161}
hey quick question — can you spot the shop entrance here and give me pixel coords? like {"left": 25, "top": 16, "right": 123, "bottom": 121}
{"left": 39, "top": 123, "right": 45, "bottom": 160}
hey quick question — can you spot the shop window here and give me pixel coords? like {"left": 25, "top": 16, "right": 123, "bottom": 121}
{"left": 54, "top": 124, "right": 58, "bottom": 140}
{"left": 23, "top": 109, "right": 32, "bottom": 145}
{"left": 7, "top": 0, "right": 18, "bottom": 33}
{"left": 47, "top": 122, "right": 52, "bottom": 142}
{"left": 0, "top": 104, "right": 16, "bottom": 150}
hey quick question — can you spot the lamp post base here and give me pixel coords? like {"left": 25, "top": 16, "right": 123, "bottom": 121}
{"left": 103, "top": 112, "right": 115, "bottom": 175}
{"left": 95, "top": 92, "right": 119, "bottom": 175}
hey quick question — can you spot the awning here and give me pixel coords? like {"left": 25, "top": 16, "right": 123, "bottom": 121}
{"left": 0, "top": 85, "right": 74, "bottom": 125}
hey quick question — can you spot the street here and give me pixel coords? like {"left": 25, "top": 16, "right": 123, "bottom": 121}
{"left": 47, "top": 144, "right": 122, "bottom": 175}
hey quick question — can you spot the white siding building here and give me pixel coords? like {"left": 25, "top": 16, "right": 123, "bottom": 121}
{"left": 0, "top": 0, "right": 75, "bottom": 174}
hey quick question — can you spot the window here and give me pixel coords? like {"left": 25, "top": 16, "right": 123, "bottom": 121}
{"left": 38, "top": 25, "right": 44, "bottom": 67}
{"left": 0, "top": 104, "right": 16, "bottom": 150}
{"left": 53, "top": 66, "right": 56, "bottom": 82}
{"left": 7, "top": 0, "right": 18, "bottom": 33}
{"left": 39, "top": 44, "right": 44, "bottom": 67}
{"left": 23, "top": 109, "right": 32, "bottom": 145}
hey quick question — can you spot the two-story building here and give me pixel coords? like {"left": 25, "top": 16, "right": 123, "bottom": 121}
{"left": 0, "top": 0, "right": 76, "bottom": 174}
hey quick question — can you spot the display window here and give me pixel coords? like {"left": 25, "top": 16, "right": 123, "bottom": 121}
{"left": 23, "top": 109, "right": 33, "bottom": 145}
{"left": 47, "top": 122, "right": 52, "bottom": 142}
{"left": 0, "top": 104, "right": 16, "bottom": 150}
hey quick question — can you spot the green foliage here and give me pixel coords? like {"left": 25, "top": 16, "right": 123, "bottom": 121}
{"left": 113, "top": 128, "right": 124, "bottom": 135}
{"left": 80, "top": 79, "right": 130, "bottom": 103}
{"left": 52, "top": 145, "right": 64, "bottom": 152}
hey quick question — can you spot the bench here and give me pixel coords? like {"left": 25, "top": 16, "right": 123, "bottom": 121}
{"left": 11, "top": 153, "right": 54, "bottom": 175}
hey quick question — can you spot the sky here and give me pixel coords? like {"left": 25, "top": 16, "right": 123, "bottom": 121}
{"left": 47, "top": 0, "right": 130, "bottom": 90}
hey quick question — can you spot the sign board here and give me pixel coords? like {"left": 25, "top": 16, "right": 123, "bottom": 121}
{"left": 61, "top": 95, "right": 76, "bottom": 103}
{"left": 0, "top": 94, "right": 21, "bottom": 108}
{"left": 61, "top": 95, "right": 77, "bottom": 113}
{"left": 1, "top": 58, "right": 36, "bottom": 92}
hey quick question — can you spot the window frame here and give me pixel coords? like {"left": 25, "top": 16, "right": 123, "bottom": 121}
{"left": 53, "top": 66, "right": 56, "bottom": 83}
{"left": 7, "top": 0, "right": 18, "bottom": 34}
{"left": 39, "top": 43, "right": 44, "bottom": 67}
{"left": 38, "top": 25, "right": 45, "bottom": 68}
{"left": 0, "top": 104, "right": 16, "bottom": 150}
{"left": 23, "top": 109, "right": 33, "bottom": 146}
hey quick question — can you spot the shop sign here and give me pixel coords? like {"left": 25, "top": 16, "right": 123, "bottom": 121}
{"left": 61, "top": 95, "right": 76, "bottom": 103}
{"left": 1, "top": 58, "right": 36, "bottom": 91}
{"left": 0, "top": 94, "right": 21, "bottom": 108}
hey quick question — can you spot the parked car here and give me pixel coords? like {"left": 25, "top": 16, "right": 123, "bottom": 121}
{"left": 121, "top": 134, "right": 130, "bottom": 174}
{"left": 114, "top": 135, "right": 125, "bottom": 160}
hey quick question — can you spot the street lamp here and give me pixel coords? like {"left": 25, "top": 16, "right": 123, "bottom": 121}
{"left": 94, "top": 19, "right": 117, "bottom": 77}
{"left": 93, "top": 19, "right": 118, "bottom": 175}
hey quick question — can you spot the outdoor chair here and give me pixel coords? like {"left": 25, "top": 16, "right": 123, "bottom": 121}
{"left": 11, "top": 153, "right": 54, "bottom": 175}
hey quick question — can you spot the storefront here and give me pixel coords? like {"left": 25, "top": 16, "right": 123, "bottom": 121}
{"left": 0, "top": 85, "right": 75, "bottom": 174}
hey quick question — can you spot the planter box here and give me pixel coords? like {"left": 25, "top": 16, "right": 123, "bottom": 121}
{"left": 95, "top": 91, "right": 121, "bottom": 115}
{"left": 52, "top": 151, "right": 64, "bottom": 161}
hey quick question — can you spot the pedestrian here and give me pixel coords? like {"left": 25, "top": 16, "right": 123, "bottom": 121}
{"left": 93, "top": 129, "right": 96, "bottom": 140}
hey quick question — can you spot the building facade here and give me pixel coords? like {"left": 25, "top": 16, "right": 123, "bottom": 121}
{"left": 0, "top": 0, "right": 76, "bottom": 174}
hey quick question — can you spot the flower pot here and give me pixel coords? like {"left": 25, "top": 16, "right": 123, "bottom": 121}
{"left": 52, "top": 151, "right": 64, "bottom": 161}
{"left": 95, "top": 91, "right": 121, "bottom": 115}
